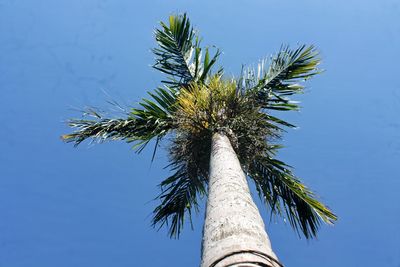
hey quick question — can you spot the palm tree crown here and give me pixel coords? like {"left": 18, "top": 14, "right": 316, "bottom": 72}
{"left": 62, "top": 14, "right": 336, "bottom": 239}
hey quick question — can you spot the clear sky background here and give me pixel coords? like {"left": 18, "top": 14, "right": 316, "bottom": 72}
{"left": 1, "top": 0, "right": 399, "bottom": 266}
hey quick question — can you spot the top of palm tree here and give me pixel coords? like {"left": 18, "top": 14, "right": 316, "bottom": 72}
{"left": 62, "top": 13, "right": 336, "bottom": 239}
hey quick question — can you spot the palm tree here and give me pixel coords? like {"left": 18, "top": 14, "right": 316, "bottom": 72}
{"left": 62, "top": 14, "right": 336, "bottom": 267}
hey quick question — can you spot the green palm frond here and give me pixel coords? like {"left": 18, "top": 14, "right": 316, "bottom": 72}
{"left": 128, "top": 87, "right": 177, "bottom": 152}
{"left": 152, "top": 165, "right": 206, "bottom": 238}
{"left": 263, "top": 45, "right": 321, "bottom": 92}
{"left": 62, "top": 118, "right": 136, "bottom": 145}
{"left": 249, "top": 156, "right": 337, "bottom": 239}
{"left": 152, "top": 131, "right": 211, "bottom": 238}
{"left": 62, "top": 86, "right": 177, "bottom": 150}
{"left": 241, "top": 45, "right": 321, "bottom": 111}
{"left": 153, "top": 13, "right": 220, "bottom": 87}
{"left": 61, "top": 108, "right": 137, "bottom": 145}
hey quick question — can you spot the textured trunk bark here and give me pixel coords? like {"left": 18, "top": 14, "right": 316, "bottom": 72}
{"left": 201, "top": 132, "right": 282, "bottom": 267}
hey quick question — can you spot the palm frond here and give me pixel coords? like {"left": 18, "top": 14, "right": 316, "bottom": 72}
{"left": 249, "top": 156, "right": 337, "bottom": 239}
{"left": 152, "top": 131, "right": 211, "bottom": 238}
{"left": 61, "top": 108, "right": 137, "bottom": 146}
{"left": 127, "top": 86, "right": 177, "bottom": 152}
{"left": 153, "top": 13, "right": 220, "bottom": 87}
{"left": 62, "top": 86, "right": 177, "bottom": 150}
{"left": 241, "top": 45, "right": 321, "bottom": 111}
{"left": 152, "top": 165, "right": 206, "bottom": 238}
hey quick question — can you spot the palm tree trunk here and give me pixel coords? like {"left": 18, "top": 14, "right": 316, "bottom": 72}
{"left": 201, "top": 132, "right": 282, "bottom": 267}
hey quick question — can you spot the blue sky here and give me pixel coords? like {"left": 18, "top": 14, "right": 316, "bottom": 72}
{"left": 1, "top": 0, "right": 399, "bottom": 266}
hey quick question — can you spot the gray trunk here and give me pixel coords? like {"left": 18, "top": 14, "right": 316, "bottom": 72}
{"left": 200, "top": 132, "right": 282, "bottom": 267}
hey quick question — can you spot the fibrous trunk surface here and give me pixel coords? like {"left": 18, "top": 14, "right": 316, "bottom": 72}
{"left": 201, "top": 132, "right": 282, "bottom": 267}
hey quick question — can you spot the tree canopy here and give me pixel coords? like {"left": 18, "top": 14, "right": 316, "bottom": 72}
{"left": 62, "top": 13, "right": 336, "bottom": 239}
